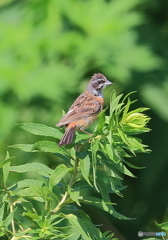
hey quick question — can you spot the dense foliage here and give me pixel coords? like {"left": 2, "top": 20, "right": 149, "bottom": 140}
{"left": 0, "top": 92, "right": 150, "bottom": 239}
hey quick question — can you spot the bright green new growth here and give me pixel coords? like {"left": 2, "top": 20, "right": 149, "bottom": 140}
{"left": 0, "top": 91, "right": 150, "bottom": 240}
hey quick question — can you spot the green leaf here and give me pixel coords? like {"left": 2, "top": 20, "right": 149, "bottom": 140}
{"left": 73, "top": 179, "right": 92, "bottom": 190}
{"left": 121, "top": 91, "right": 137, "bottom": 105}
{"left": 10, "top": 141, "right": 70, "bottom": 161}
{"left": 156, "top": 221, "right": 168, "bottom": 230}
{"left": 117, "top": 129, "right": 146, "bottom": 153}
{"left": 110, "top": 91, "right": 123, "bottom": 117}
{"left": 94, "top": 109, "right": 106, "bottom": 134}
{"left": 115, "top": 146, "right": 132, "bottom": 158}
{"left": 0, "top": 204, "right": 5, "bottom": 222}
{"left": 80, "top": 155, "right": 92, "bottom": 186}
{"left": 117, "top": 128, "right": 131, "bottom": 147}
{"left": 4, "top": 210, "right": 16, "bottom": 227}
{"left": 126, "top": 137, "right": 146, "bottom": 152}
{"left": 9, "top": 144, "right": 34, "bottom": 152}
{"left": 22, "top": 210, "right": 39, "bottom": 220}
{"left": 100, "top": 141, "right": 120, "bottom": 163}
{"left": 98, "top": 183, "right": 132, "bottom": 220}
{"left": 108, "top": 169, "right": 123, "bottom": 180}
{"left": 67, "top": 186, "right": 81, "bottom": 206}
{"left": 33, "top": 141, "right": 69, "bottom": 155}
{"left": 2, "top": 152, "right": 11, "bottom": 185}
{"left": 0, "top": 152, "right": 14, "bottom": 168}
{"left": 63, "top": 213, "right": 106, "bottom": 240}
{"left": 75, "top": 133, "right": 91, "bottom": 144}
{"left": 112, "top": 161, "right": 136, "bottom": 178}
{"left": 108, "top": 176, "right": 124, "bottom": 197}
{"left": 63, "top": 213, "right": 91, "bottom": 240}
{"left": 81, "top": 197, "right": 115, "bottom": 213}
{"left": 122, "top": 97, "right": 131, "bottom": 117}
{"left": 17, "top": 179, "right": 43, "bottom": 188}
{"left": 122, "top": 159, "right": 145, "bottom": 169}
{"left": 49, "top": 164, "right": 70, "bottom": 190}
{"left": 18, "top": 123, "right": 62, "bottom": 139}
{"left": 14, "top": 186, "right": 52, "bottom": 199}
{"left": 125, "top": 107, "right": 150, "bottom": 116}
{"left": 10, "top": 162, "right": 52, "bottom": 178}
{"left": 102, "top": 231, "right": 117, "bottom": 240}
{"left": 91, "top": 139, "right": 99, "bottom": 192}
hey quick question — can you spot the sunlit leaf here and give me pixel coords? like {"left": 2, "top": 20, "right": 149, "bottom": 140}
{"left": 14, "top": 186, "right": 52, "bottom": 199}
{"left": 94, "top": 109, "right": 106, "bottom": 134}
{"left": 2, "top": 152, "right": 11, "bottom": 185}
{"left": 0, "top": 204, "right": 5, "bottom": 222}
{"left": 17, "top": 179, "right": 43, "bottom": 188}
{"left": 80, "top": 155, "right": 92, "bottom": 186}
{"left": 63, "top": 213, "right": 92, "bottom": 240}
{"left": 110, "top": 91, "right": 123, "bottom": 117}
{"left": 110, "top": 161, "right": 136, "bottom": 178}
{"left": 9, "top": 144, "right": 34, "bottom": 152}
{"left": 0, "top": 152, "right": 13, "bottom": 168}
{"left": 4, "top": 210, "right": 16, "bottom": 227}
{"left": 18, "top": 123, "right": 62, "bottom": 139}
{"left": 63, "top": 212, "right": 107, "bottom": 240}
{"left": 91, "top": 139, "right": 99, "bottom": 192}
{"left": 68, "top": 186, "right": 81, "bottom": 206}
{"left": 49, "top": 164, "right": 70, "bottom": 190}
{"left": 10, "top": 162, "right": 52, "bottom": 178}
{"left": 33, "top": 141, "right": 69, "bottom": 155}
{"left": 75, "top": 133, "right": 91, "bottom": 144}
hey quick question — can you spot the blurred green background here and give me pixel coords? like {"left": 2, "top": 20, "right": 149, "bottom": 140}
{"left": 0, "top": 0, "right": 168, "bottom": 239}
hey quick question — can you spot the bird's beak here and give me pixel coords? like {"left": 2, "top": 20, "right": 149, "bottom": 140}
{"left": 105, "top": 80, "right": 113, "bottom": 85}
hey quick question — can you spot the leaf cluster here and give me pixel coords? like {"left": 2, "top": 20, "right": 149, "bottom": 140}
{"left": 0, "top": 91, "right": 150, "bottom": 239}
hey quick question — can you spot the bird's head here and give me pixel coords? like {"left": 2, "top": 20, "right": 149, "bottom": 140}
{"left": 87, "top": 73, "right": 112, "bottom": 94}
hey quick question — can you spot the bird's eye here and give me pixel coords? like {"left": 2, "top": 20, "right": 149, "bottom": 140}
{"left": 98, "top": 79, "right": 102, "bottom": 83}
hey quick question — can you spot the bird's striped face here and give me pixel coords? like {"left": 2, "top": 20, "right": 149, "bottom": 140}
{"left": 88, "top": 73, "right": 112, "bottom": 92}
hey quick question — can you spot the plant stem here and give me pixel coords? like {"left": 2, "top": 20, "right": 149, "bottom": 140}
{"left": 11, "top": 228, "right": 32, "bottom": 240}
{"left": 3, "top": 185, "right": 16, "bottom": 234}
{"left": 52, "top": 150, "right": 80, "bottom": 214}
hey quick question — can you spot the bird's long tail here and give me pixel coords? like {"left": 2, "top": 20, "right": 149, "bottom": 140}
{"left": 58, "top": 125, "right": 76, "bottom": 146}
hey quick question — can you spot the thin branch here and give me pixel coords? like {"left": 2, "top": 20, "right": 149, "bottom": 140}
{"left": 3, "top": 185, "right": 16, "bottom": 234}
{"left": 52, "top": 147, "right": 80, "bottom": 214}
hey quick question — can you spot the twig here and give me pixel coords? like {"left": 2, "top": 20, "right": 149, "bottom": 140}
{"left": 52, "top": 146, "right": 80, "bottom": 213}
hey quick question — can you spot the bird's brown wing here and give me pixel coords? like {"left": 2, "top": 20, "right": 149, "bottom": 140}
{"left": 56, "top": 92, "right": 103, "bottom": 127}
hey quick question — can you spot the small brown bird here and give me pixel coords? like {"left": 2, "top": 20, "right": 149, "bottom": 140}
{"left": 56, "top": 73, "right": 112, "bottom": 146}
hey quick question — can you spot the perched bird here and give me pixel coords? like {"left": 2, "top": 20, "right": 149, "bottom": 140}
{"left": 56, "top": 73, "right": 112, "bottom": 146}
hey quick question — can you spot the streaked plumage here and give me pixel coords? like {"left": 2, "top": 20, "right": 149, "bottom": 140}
{"left": 56, "top": 73, "right": 112, "bottom": 146}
